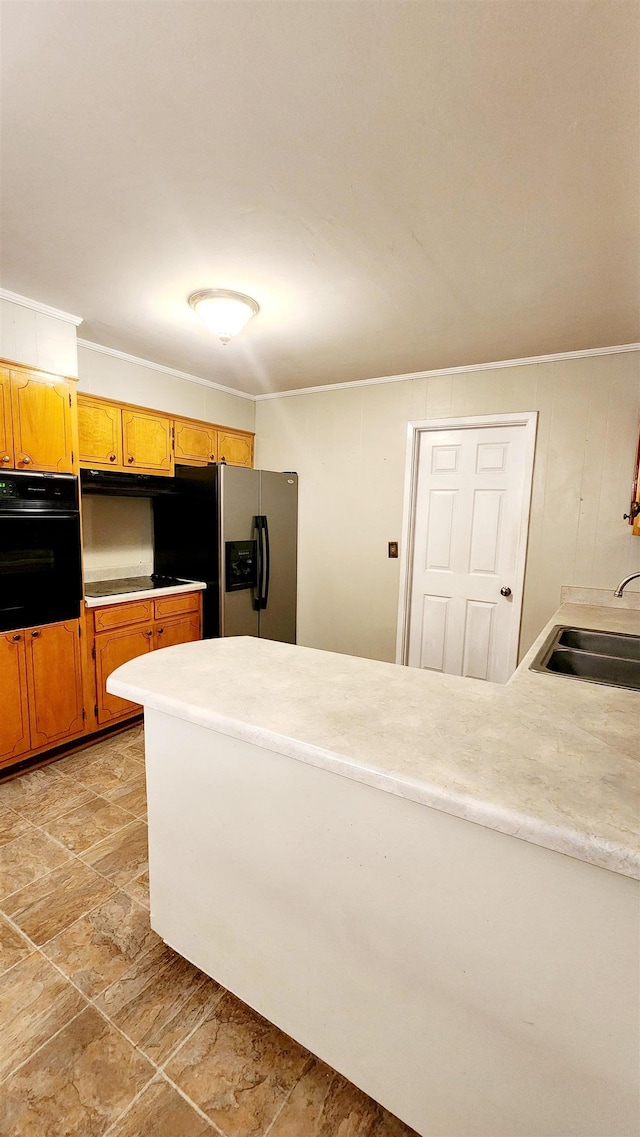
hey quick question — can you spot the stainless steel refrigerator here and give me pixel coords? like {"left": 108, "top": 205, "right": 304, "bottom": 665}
{"left": 153, "top": 464, "right": 297, "bottom": 643}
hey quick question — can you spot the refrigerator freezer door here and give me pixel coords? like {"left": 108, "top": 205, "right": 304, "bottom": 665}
{"left": 219, "top": 465, "right": 260, "bottom": 637}
{"left": 258, "top": 471, "right": 298, "bottom": 644}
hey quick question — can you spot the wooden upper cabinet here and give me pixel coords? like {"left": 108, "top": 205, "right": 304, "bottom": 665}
{"left": 76, "top": 391, "right": 255, "bottom": 472}
{"left": 122, "top": 408, "right": 173, "bottom": 473}
{"left": 25, "top": 620, "right": 84, "bottom": 749}
{"left": 217, "top": 428, "right": 254, "bottom": 468}
{"left": 0, "top": 370, "right": 14, "bottom": 469}
{"left": 174, "top": 418, "right": 217, "bottom": 465}
{"left": 0, "top": 631, "right": 30, "bottom": 766}
{"left": 77, "top": 396, "right": 122, "bottom": 468}
{"left": 1, "top": 365, "right": 76, "bottom": 473}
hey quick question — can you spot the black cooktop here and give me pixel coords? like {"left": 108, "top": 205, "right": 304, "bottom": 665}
{"left": 85, "top": 574, "right": 189, "bottom": 598}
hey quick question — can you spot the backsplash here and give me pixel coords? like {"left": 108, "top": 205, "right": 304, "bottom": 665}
{"left": 81, "top": 495, "right": 154, "bottom": 582}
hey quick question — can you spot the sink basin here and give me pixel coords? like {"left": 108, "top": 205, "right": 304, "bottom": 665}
{"left": 556, "top": 627, "right": 640, "bottom": 660}
{"left": 530, "top": 626, "right": 640, "bottom": 691}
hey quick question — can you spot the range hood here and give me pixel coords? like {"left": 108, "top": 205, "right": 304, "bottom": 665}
{"left": 80, "top": 469, "right": 180, "bottom": 497}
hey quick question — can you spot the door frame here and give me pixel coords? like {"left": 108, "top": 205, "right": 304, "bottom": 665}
{"left": 395, "top": 411, "right": 538, "bottom": 672}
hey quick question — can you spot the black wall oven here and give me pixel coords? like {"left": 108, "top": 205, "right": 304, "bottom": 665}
{"left": 0, "top": 472, "right": 82, "bottom": 633}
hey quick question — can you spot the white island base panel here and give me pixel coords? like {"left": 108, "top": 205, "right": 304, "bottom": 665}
{"left": 143, "top": 709, "right": 639, "bottom": 1137}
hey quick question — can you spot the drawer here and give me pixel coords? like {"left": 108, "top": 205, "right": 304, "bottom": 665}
{"left": 92, "top": 599, "right": 154, "bottom": 633}
{"left": 154, "top": 591, "right": 201, "bottom": 619}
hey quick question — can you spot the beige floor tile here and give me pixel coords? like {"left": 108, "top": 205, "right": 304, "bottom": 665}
{"left": 165, "top": 991, "right": 310, "bottom": 1137}
{"left": 107, "top": 1077, "right": 214, "bottom": 1136}
{"left": 75, "top": 751, "right": 145, "bottom": 793}
{"left": 121, "top": 869, "right": 150, "bottom": 909}
{"left": 268, "top": 1058, "right": 420, "bottom": 1137}
{"left": 96, "top": 940, "right": 223, "bottom": 1065}
{"left": 2, "top": 1004, "right": 154, "bottom": 1137}
{"left": 103, "top": 773, "right": 147, "bottom": 818}
{"left": 0, "top": 764, "right": 95, "bottom": 824}
{"left": 80, "top": 819, "right": 149, "bottom": 888}
{"left": 2, "top": 858, "right": 116, "bottom": 945}
{"left": 0, "top": 912, "right": 33, "bottom": 975}
{"left": 43, "top": 890, "right": 160, "bottom": 998}
{"left": 0, "top": 951, "right": 86, "bottom": 1081}
{"left": 0, "top": 803, "right": 32, "bottom": 847}
{"left": 42, "top": 795, "right": 135, "bottom": 854}
{"left": 0, "top": 827, "right": 73, "bottom": 899}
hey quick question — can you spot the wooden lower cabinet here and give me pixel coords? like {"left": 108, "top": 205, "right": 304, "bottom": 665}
{"left": 95, "top": 624, "right": 154, "bottom": 725}
{"left": 0, "top": 619, "right": 84, "bottom": 769}
{"left": 0, "top": 632, "right": 30, "bottom": 764}
{"left": 155, "top": 612, "right": 200, "bottom": 649}
{"left": 90, "top": 591, "right": 203, "bottom": 728}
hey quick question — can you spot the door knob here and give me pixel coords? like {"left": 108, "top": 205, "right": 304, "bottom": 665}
{"left": 127, "top": 455, "right": 134, "bottom": 463}
{"left": 31, "top": 629, "right": 40, "bottom": 637}
{"left": 500, "top": 586, "right": 512, "bottom": 598}
{"left": 1, "top": 454, "right": 9, "bottom": 463}
{"left": 12, "top": 633, "right": 21, "bottom": 641}
{"left": 21, "top": 455, "right": 32, "bottom": 464}
{"left": 109, "top": 453, "right": 116, "bottom": 462}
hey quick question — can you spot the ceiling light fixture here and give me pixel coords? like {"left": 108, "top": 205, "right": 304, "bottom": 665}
{"left": 188, "top": 289, "right": 260, "bottom": 345}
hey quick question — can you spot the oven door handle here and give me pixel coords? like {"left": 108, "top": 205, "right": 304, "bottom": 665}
{"left": 0, "top": 510, "right": 80, "bottom": 520}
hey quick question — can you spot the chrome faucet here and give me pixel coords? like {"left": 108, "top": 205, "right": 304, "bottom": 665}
{"left": 614, "top": 572, "right": 640, "bottom": 598}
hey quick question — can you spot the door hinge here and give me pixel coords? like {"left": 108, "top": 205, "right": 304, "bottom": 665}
{"left": 91, "top": 644, "right": 95, "bottom": 660}
{"left": 94, "top": 704, "right": 98, "bottom": 718}
{"left": 71, "top": 450, "right": 74, "bottom": 464}
{"left": 78, "top": 624, "right": 82, "bottom": 637}
{"left": 81, "top": 707, "right": 86, "bottom": 721}
{"left": 69, "top": 392, "right": 72, "bottom": 407}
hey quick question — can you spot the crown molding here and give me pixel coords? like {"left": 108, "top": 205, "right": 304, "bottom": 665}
{"left": 77, "top": 339, "right": 255, "bottom": 401}
{"left": 255, "top": 343, "right": 640, "bottom": 401}
{"left": 0, "top": 288, "right": 83, "bottom": 327}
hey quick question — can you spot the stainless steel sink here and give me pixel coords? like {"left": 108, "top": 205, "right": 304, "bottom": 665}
{"left": 530, "top": 626, "right": 640, "bottom": 691}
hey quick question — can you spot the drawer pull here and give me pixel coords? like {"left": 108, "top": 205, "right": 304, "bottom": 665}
{"left": 12, "top": 633, "right": 21, "bottom": 641}
{"left": 31, "top": 629, "right": 40, "bottom": 637}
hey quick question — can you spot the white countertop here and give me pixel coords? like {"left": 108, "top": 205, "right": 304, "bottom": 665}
{"left": 108, "top": 602, "right": 640, "bottom": 880}
{"left": 84, "top": 580, "right": 207, "bottom": 608}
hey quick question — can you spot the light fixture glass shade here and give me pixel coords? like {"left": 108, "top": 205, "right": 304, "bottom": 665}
{"left": 188, "top": 289, "right": 259, "bottom": 344}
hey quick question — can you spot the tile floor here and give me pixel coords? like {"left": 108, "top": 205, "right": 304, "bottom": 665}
{"left": 0, "top": 726, "right": 418, "bottom": 1136}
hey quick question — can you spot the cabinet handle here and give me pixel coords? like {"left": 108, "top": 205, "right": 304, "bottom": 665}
{"left": 145, "top": 629, "right": 153, "bottom": 636}
{"left": 209, "top": 454, "right": 215, "bottom": 460}
{"left": 12, "top": 633, "right": 21, "bottom": 641}
{"left": 31, "top": 629, "right": 40, "bottom": 637}
{"left": 109, "top": 453, "right": 116, "bottom": 462}
{"left": 21, "top": 455, "right": 32, "bottom": 465}
{"left": 157, "top": 627, "right": 164, "bottom": 635}
{"left": 1, "top": 454, "right": 10, "bottom": 463}
{"left": 127, "top": 455, "right": 134, "bottom": 463}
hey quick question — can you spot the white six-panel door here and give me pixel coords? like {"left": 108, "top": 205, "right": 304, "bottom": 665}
{"left": 404, "top": 419, "right": 535, "bottom": 683}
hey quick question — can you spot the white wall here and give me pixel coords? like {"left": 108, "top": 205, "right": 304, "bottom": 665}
{"left": 81, "top": 496, "right": 154, "bottom": 582}
{"left": 255, "top": 351, "right": 640, "bottom": 663}
{"left": 0, "top": 297, "right": 78, "bottom": 377}
{"left": 77, "top": 345, "right": 255, "bottom": 432}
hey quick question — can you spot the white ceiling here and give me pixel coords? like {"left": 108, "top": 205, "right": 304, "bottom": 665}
{"left": 1, "top": 1, "right": 638, "bottom": 395}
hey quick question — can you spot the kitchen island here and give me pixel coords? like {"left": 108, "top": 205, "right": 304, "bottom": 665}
{"left": 108, "top": 601, "right": 640, "bottom": 1137}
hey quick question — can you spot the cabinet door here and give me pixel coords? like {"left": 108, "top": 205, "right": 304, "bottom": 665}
{"left": 26, "top": 620, "right": 84, "bottom": 749}
{"left": 174, "top": 419, "right": 217, "bottom": 465}
{"left": 122, "top": 409, "right": 173, "bottom": 473}
{"left": 95, "top": 625, "right": 154, "bottom": 724}
{"left": 0, "top": 631, "right": 31, "bottom": 766}
{"left": 217, "top": 429, "right": 254, "bottom": 468}
{"left": 154, "top": 612, "right": 201, "bottom": 650}
{"left": 78, "top": 397, "right": 122, "bottom": 468}
{"left": 0, "top": 368, "right": 14, "bottom": 469}
{"left": 10, "top": 370, "right": 76, "bottom": 473}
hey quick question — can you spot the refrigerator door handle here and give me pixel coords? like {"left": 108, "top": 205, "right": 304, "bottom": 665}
{"left": 262, "top": 515, "right": 270, "bottom": 610}
{"left": 253, "top": 515, "right": 268, "bottom": 610}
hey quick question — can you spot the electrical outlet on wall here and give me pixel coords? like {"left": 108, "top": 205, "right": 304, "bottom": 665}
{"left": 388, "top": 541, "right": 398, "bottom": 558}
